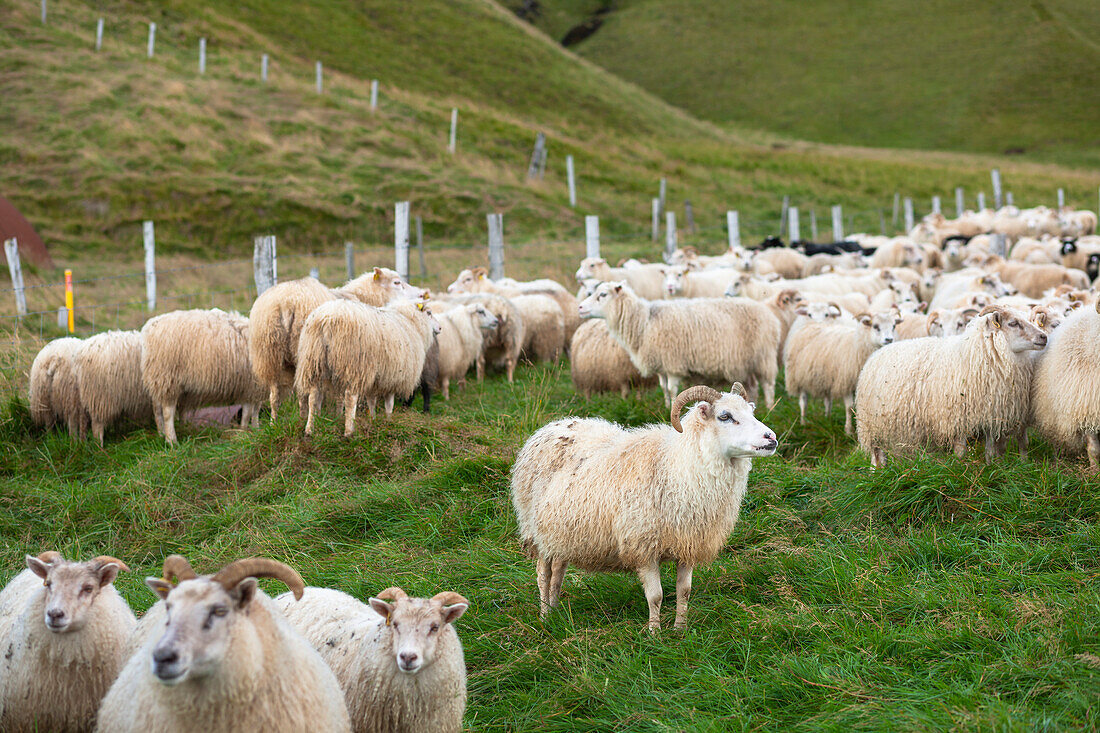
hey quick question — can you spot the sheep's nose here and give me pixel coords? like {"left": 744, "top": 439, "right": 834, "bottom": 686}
{"left": 47, "top": 608, "right": 65, "bottom": 621}
{"left": 153, "top": 647, "right": 178, "bottom": 665}
{"left": 399, "top": 651, "right": 418, "bottom": 667}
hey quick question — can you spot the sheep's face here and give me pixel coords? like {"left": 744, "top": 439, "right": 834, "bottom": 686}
{"left": 663, "top": 266, "right": 688, "bottom": 296}
{"left": 574, "top": 258, "right": 607, "bottom": 282}
{"left": 470, "top": 304, "right": 499, "bottom": 331}
{"left": 372, "top": 268, "right": 424, "bottom": 301}
{"left": 577, "top": 281, "right": 623, "bottom": 319}
{"left": 576, "top": 278, "right": 600, "bottom": 300}
{"left": 691, "top": 391, "right": 777, "bottom": 459}
{"left": 368, "top": 597, "right": 467, "bottom": 675}
{"left": 976, "top": 308, "right": 1047, "bottom": 352}
{"left": 724, "top": 275, "right": 750, "bottom": 297}
{"left": 857, "top": 312, "right": 901, "bottom": 346}
{"left": 146, "top": 578, "right": 253, "bottom": 686}
{"left": 446, "top": 268, "right": 489, "bottom": 294}
{"left": 26, "top": 556, "right": 121, "bottom": 634}
{"left": 795, "top": 302, "right": 842, "bottom": 322}
{"left": 889, "top": 280, "right": 918, "bottom": 304}
{"left": 1029, "top": 307, "right": 1063, "bottom": 334}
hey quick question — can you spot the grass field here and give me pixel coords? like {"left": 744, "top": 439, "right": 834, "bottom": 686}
{"left": 2, "top": 361, "right": 1099, "bottom": 729}
{"left": 521, "top": 0, "right": 1100, "bottom": 169}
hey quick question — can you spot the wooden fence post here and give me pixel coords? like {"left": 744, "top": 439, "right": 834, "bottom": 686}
{"left": 199, "top": 37, "right": 206, "bottom": 74}
{"left": 147, "top": 22, "right": 156, "bottom": 58}
{"left": 527, "top": 133, "right": 546, "bottom": 180}
{"left": 955, "top": 187, "right": 965, "bottom": 217}
{"left": 658, "top": 178, "right": 667, "bottom": 217}
{"left": 779, "top": 195, "right": 790, "bottom": 237}
{"left": 370, "top": 80, "right": 378, "bottom": 110}
{"left": 892, "top": 192, "right": 900, "bottom": 227}
{"left": 788, "top": 207, "right": 800, "bottom": 242}
{"left": 1057, "top": 188, "right": 1065, "bottom": 209}
{"left": 585, "top": 216, "right": 600, "bottom": 259}
{"left": 903, "top": 197, "right": 914, "bottom": 232}
{"left": 415, "top": 215, "right": 426, "bottom": 277}
{"left": 487, "top": 214, "right": 504, "bottom": 280}
{"left": 394, "top": 201, "right": 410, "bottom": 280}
{"left": 41, "top": 0, "right": 47, "bottom": 24}
{"left": 315, "top": 61, "right": 323, "bottom": 93}
{"left": 977, "top": 192, "right": 986, "bottom": 210}
{"left": 448, "top": 108, "right": 457, "bottom": 153}
{"left": 727, "top": 211, "right": 740, "bottom": 250}
{"left": 95, "top": 18, "right": 104, "bottom": 51}
{"left": 991, "top": 168, "right": 1003, "bottom": 209}
{"left": 566, "top": 155, "right": 576, "bottom": 207}
{"left": 261, "top": 54, "right": 269, "bottom": 82}
{"left": 809, "top": 208, "right": 818, "bottom": 242}
{"left": 651, "top": 198, "right": 660, "bottom": 241}
{"left": 345, "top": 241, "right": 354, "bottom": 281}
{"left": 1006, "top": 191, "right": 1014, "bottom": 207}
{"left": 4, "top": 239, "right": 26, "bottom": 317}
{"left": 992, "top": 233, "right": 1007, "bottom": 258}
{"left": 832, "top": 205, "right": 844, "bottom": 241}
{"left": 932, "top": 196, "right": 941, "bottom": 215}
{"left": 310, "top": 267, "right": 320, "bottom": 280}
{"left": 253, "top": 236, "right": 276, "bottom": 295}
{"left": 143, "top": 221, "right": 156, "bottom": 312}
{"left": 665, "top": 212, "right": 677, "bottom": 260}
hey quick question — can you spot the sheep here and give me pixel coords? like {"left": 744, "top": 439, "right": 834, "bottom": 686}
{"left": 512, "top": 294, "right": 565, "bottom": 363}
{"left": 926, "top": 307, "right": 980, "bottom": 337}
{"left": 1030, "top": 300, "right": 1100, "bottom": 472}
{"left": 28, "top": 337, "right": 89, "bottom": 438}
{"left": 662, "top": 265, "right": 739, "bottom": 298}
{"left": 249, "top": 270, "right": 423, "bottom": 419}
{"left": 448, "top": 294, "right": 524, "bottom": 383}
{"left": 435, "top": 303, "right": 499, "bottom": 399}
{"left": 0, "top": 552, "right": 135, "bottom": 732}
{"left": 140, "top": 309, "right": 265, "bottom": 445}
{"left": 751, "top": 247, "right": 808, "bottom": 279}
{"left": 446, "top": 267, "right": 581, "bottom": 342}
{"left": 569, "top": 319, "right": 655, "bottom": 398}
{"left": 570, "top": 260, "right": 667, "bottom": 300}
{"left": 296, "top": 299, "right": 439, "bottom": 436}
{"left": 1059, "top": 237, "right": 1100, "bottom": 277}
{"left": 783, "top": 310, "right": 900, "bottom": 433}
{"left": 95, "top": 556, "right": 351, "bottom": 733}
{"left": 401, "top": 336, "right": 439, "bottom": 414}
{"left": 870, "top": 238, "right": 924, "bottom": 269}
{"left": 855, "top": 305, "right": 1047, "bottom": 467}
{"left": 575, "top": 257, "right": 628, "bottom": 282}
{"left": 928, "top": 271, "right": 1013, "bottom": 310}
{"left": 73, "top": 330, "right": 158, "bottom": 445}
{"left": 274, "top": 586, "right": 468, "bottom": 733}
{"left": 990, "top": 260, "right": 1091, "bottom": 298}
{"left": 511, "top": 384, "right": 777, "bottom": 630}
{"left": 578, "top": 282, "right": 780, "bottom": 408}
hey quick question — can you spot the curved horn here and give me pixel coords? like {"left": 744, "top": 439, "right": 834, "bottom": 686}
{"left": 730, "top": 382, "right": 748, "bottom": 399}
{"left": 161, "top": 555, "right": 197, "bottom": 584}
{"left": 36, "top": 551, "right": 63, "bottom": 565}
{"left": 430, "top": 591, "right": 469, "bottom": 606}
{"left": 211, "top": 558, "right": 305, "bottom": 600}
{"left": 978, "top": 304, "right": 1001, "bottom": 317}
{"left": 92, "top": 556, "right": 131, "bottom": 573}
{"left": 670, "top": 386, "right": 722, "bottom": 433}
{"left": 375, "top": 587, "right": 408, "bottom": 602}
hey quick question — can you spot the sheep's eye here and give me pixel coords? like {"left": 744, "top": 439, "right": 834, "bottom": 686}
{"left": 212, "top": 606, "right": 228, "bottom": 617}
{"left": 392, "top": 622, "right": 399, "bottom": 631}
{"left": 81, "top": 584, "right": 94, "bottom": 595}
{"left": 429, "top": 623, "right": 439, "bottom": 634}
{"left": 718, "top": 412, "right": 738, "bottom": 424}
{"left": 1009, "top": 320, "right": 1018, "bottom": 327}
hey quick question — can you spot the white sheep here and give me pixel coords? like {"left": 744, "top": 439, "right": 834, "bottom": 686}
{"left": 569, "top": 319, "right": 654, "bottom": 398}
{"left": 512, "top": 293, "right": 565, "bottom": 363}
{"left": 95, "top": 557, "right": 351, "bottom": 733}
{"left": 570, "top": 259, "right": 667, "bottom": 300}
{"left": 435, "top": 303, "right": 498, "bottom": 399}
{"left": 511, "top": 384, "right": 777, "bottom": 630}
{"left": 140, "top": 309, "right": 265, "bottom": 445}
{"left": 579, "top": 282, "right": 780, "bottom": 408}
{"left": 28, "top": 337, "right": 89, "bottom": 438}
{"left": 275, "top": 586, "right": 468, "bottom": 733}
{"left": 0, "top": 552, "right": 135, "bottom": 732}
{"left": 1030, "top": 300, "right": 1100, "bottom": 472}
{"left": 446, "top": 267, "right": 581, "bottom": 342}
{"left": 295, "top": 299, "right": 439, "bottom": 436}
{"left": 783, "top": 310, "right": 900, "bottom": 433}
{"left": 855, "top": 305, "right": 1047, "bottom": 467}
{"left": 662, "top": 265, "right": 738, "bottom": 298}
{"left": 73, "top": 330, "right": 159, "bottom": 445}
{"left": 447, "top": 294, "right": 525, "bottom": 383}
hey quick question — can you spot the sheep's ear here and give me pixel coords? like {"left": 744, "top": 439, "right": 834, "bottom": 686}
{"left": 857, "top": 313, "right": 872, "bottom": 327}
{"left": 1034, "top": 312, "right": 1046, "bottom": 329}
{"left": 828, "top": 304, "right": 842, "bottom": 318}
{"left": 696, "top": 402, "right": 712, "bottom": 420}
{"left": 230, "top": 578, "right": 258, "bottom": 609}
{"left": 146, "top": 577, "right": 174, "bottom": 601}
{"left": 442, "top": 603, "right": 468, "bottom": 625}
{"left": 373, "top": 267, "right": 383, "bottom": 281}
{"left": 369, "top": 597, "right": 395, "bottom": 623}
{"left": 986, "top": 310, "right": 1003, "bottom": 329}
{"left": 97, "top": 563, "right": 122, "bottom": 588}
{"left": 917, "top": 301, "right": 928, "bottom": 313}
{"left": 26, "top": 555, "right": 50, "bottom": 580}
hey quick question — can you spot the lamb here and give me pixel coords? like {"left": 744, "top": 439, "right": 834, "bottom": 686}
{"left": 73, "top": 330, "right": 158, "bottom": 445}
{"left": 511, "top": 384, "right": 777, "bottom": 630}
{"left": 28, "top": 337, "right": 89, "bottom": 438}
{"left": 783, "top": 311, "right": 900, "bottom": 434}
{"left": 1029, "top": 300, "right": 1100, "bottom": 472}
{"left": 855, "top": 305, "right": 1047, "bottom": 467}
{"left": 249, "top": 270, "right": 423, "bottom": 418}
{"left": 448, "top": 294, "right": 524, "bottom": 382}
{"left": 446, "top": 267, "right": 581, "bottom": 341}
{"left": 435, "top": 303, "right": 499, "bottom": 399}
{"left": 578, "top": 282, "right": 780, "bottom": 408}
{"left": 95, "top": 557, "right": 351, "bottom": 733}
{"left": 512, "top": 294, "right": 565, "bottom": 363}
{"left": 140, "top": 309, "right": 266, "bottom": 445}
{"left": 0, "top": 552, "right": 135, "bottom": 732}
{"left": 569, "top": 319, "right": 655, "bottom": 398}
{"left": 275, "top": 586, "right": 468, "bottom": 733}
{"left": 296, "top": 299, "right": 439, "bottom": 436}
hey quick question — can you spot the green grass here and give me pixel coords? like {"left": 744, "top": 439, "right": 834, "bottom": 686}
{"left": 2, "top": 362, "right": 1099, "bottom": 730}
{"left": 522, "top": 0, "right": 1100, "bottom": 169}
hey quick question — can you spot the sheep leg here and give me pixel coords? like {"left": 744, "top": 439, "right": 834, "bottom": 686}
{"left": 506, "top": 359, "right": 516, "bottom": 383}
{"left": 953, "top": 439, "right": 967, "bottom": 459}
{"left": 343, "top": 391, "right": 358, "bottom": 437}
{"left": 1087, "top": 433, "right": 1100, "bottom": 474}
{"left": 239, "top": 404, "right": 251, "bottom": 428}
{"left": 153, "top": 406, "right": 165, "bottom": 436}
{"left": 304, "top": 388, "right": 321, "bottom": 436}
{"left": 657, "top": 374, "right": 668, "bottom": 405}
{"left": 384, "top": 394, "right": 395, "bottom": 417}
{"left": 251, "top": 405, "right": 261, "bottom": 429}
{"left": 871, "top": 446, "right": 886, "bottom": 470}
{"left": 798, "top": 393, "right": 807, "bottom": 424}
{"left": 823, "top": 397, "right": 832, "bottom": 413}
{"left": 762, "top": 379, "right": 775, "bottom": 410}
{"left": 476, "top": 357, "right": 484, "bottom": 383}
{"left": 1018, "top": 427, "right": 1029, "bottom": 461}
{"left": 674, "top": 563, "right": 693, "bottom": 629}
{"left": 637, "top": 562, "right": 663, "bottom": 632}
{"left": 665, "top": 375, "right": 682, "bottom": 405}
{"left": 843, "top": 396, "right": 854, "bottom": 436}
{"left": 366, "top": 397, "right": 376, "bottom": 418}
{"left": 92, "top": 420, "right": 105, "bottom": 447}
{"left": 620, "top": 383, "right": 630, "bottom": 399}
{"left": 163, "top": 404, "right": 177, "bottom": 445}
{"left": 537, "top": 557, "right": 552, "bottom": 619}
{"left": 268, "top": 384, "right": 281, "bottom": 421}
{"left": 548, "top": 559, "right": 567, "bottom": 611}
{"left": 442, "top": 377, "right": 450, "bottom": 401}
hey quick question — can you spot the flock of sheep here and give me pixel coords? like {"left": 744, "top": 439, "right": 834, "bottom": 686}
{"left": 9, "top": 202, "right": 1100, "bottom": 730}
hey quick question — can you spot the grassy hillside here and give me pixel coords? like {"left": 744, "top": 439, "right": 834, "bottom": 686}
{"left": 520, "top": 0, "right": 1100, "bottom": 168}
{"left": 1, "top": 363, "right": 1099, "bottom": 729}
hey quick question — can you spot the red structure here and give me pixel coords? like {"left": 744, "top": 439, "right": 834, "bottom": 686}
{"left": 0, "top": 195, "right": 53, "bottom": 268}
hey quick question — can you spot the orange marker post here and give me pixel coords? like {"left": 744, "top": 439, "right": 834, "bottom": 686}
{"left": 64, "top": 269, "right": 74, "bottom": 333}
